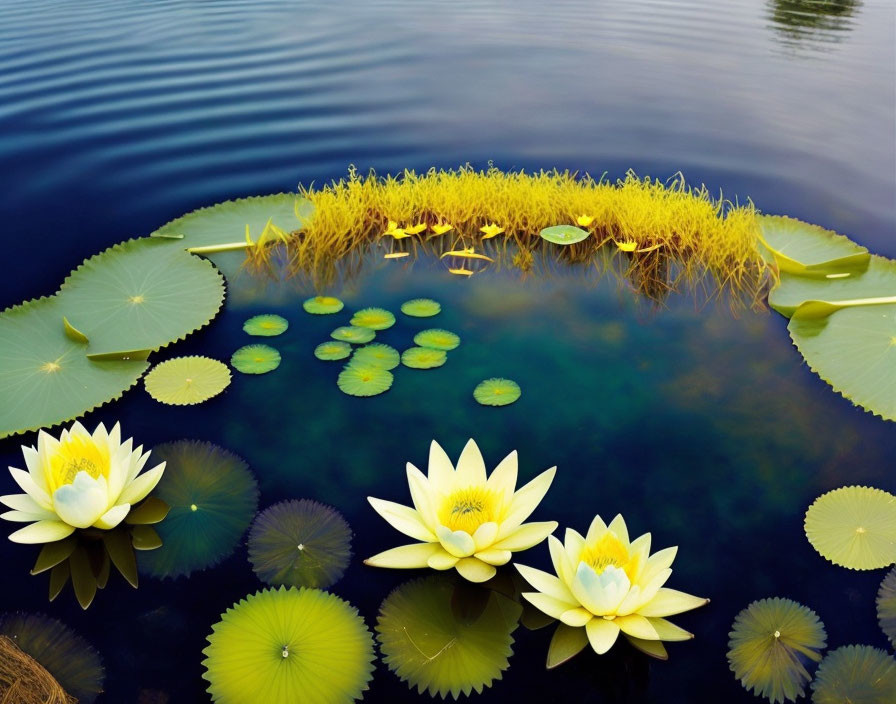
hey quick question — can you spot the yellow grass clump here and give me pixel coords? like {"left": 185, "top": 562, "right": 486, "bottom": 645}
{"left": 248, "top": 166, "right": 770, "bottom": 305}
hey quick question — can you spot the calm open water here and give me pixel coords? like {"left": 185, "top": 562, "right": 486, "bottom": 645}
{"left": 0, "top": 1, "right": 894, "bottom": 702}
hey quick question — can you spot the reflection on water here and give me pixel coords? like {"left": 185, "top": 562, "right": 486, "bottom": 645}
{"left": 768, "top": 0, "right": 862, "bottom": 47}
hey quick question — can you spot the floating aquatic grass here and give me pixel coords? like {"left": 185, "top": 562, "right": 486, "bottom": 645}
{"left": 351, "top": 343, "right": 400, "bottom": 370}
{"left": 400, "top": 298, "right": 441, "bottom": 317}
{"left": 0, "top": 634, "right": 71, "bottom": 704}
{"left": 59, "top": 238, "right": 225, "bottom": 357}
{"left": 349, "top": 307, "right": 396, "bottom": 330}
{"left": 139, "top": 441, "right": 258, "bottom": 579}
{"left": 243, "top": 314, "right": 288, "bottom": 337}
{"left": 401, "top": 347, "right": 447, "bottom": 369}
{"left": 248, "top": 500, "right": 352, "bottom": 589}
{"left": 804, "top": 486, "right": 896, "bottom": 570}
{"left": 0, "top": 296, "right": 149, "bottom": 439}
{"left": 331, "top": 326, "right": 376, "bottom": 344}
{"left": 202, "top": 587, "right": 375, "bottom": 704}
{"left": 231, "top": 344, "right": 281, "bottom": 374}
{"left": 474, "top": 378, "right": 521, "bottom": 406}
{"left": 303, "top": 296, "right": 344, "bottom": 314}
{"left": 0, "top": 612, "right": 104, "bottom": 704}
{"left": 810, "top": 645, "right": 896, "bottom": 704}
{"left": 758, "top": 216, "right": 869, "bottom": 275}
{"left": 144, "top": 356, "right": 231, "bottom": 405}
{"left": 540, "top": 225, "right": 591, "bottom": 245}
{"left": 376, "top": 575, "right": 521, "bottom": 698}
{"left": 150, "top": 193, "right": 313, "bottom": 253}
{"left": 413, "top": 329, "right": 460, "bottom": 350}
{"left": 278, "top": 166, "right": 767, "bottom": 303}
{"left": 727, "top": 598, "right": 826, "bottom": 704}
{"left": 314, "top": 341, "right": 352, "bottom": 361}
{"left": 878, "top": 567, "right": 896, "bottom": 647}
{"left": 337, "top": 364, "right": 393, "bottom": 397}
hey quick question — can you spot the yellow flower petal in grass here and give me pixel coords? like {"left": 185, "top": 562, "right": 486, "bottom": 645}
{"left": 430, "top": 223, "right": 453, "bottom": 236}
{"left": 517, "top": 514, "right": 707, "bottom": 660}
{"left": 810, "top": 645, "right": 896, "bottom": 704}
{"left": 400, "top": 298, "right": 441, "bottom": 318}
{"left": 302, "top": 296, "right": 344, "bottom": 315}
{"left": 366, "top": 440, "right": 557, "bottom": 582}
{"left": 243, "top": 314, "right": 288, "bottom": 337}
{"left": 474, "top": 378, "right": 521, "bottom": 407}
{"left": 202, "top": 587, "right": 375, "bottom": 704}
{"left": 376, "top": 575, "right": 520, "bottom": 698}
{"left": 727, "top": 598, "right": 826, "bottom": 704}
{"left": 615, "top": 240, "right": 638, "bottom": 252}
{"left": 877, "top": 567, "right": 896, "bottom": 648}
{"left": 576, "top": 214, "right": 595, "bottom": 227}
{"left": 231, "top": 345, "right": 281, "bottom": 375}
{"left": 804, "top": 486, "right": 896, "bottom": 570}
{"left": 413, "top": 329, "right": 460, "bottom": 350}
{"left": 144, "top": 356, "right": 231, "bottom": 405}
{"left": 405, "top": 222, "right": 427, "bottom": 235}
{"left": 349, "top": 307, "right": 395, "bottom": 331}
{"left": 384, "top": 252, "right": 410, "bottom": 259}
{"left": 337, "top": 364, "right": 393, "bottom": 397}
{"left": 248, "top": 499, "right": 352, "bottom": 589}
{"left": 480, "top": 223, "right": 505, "bottom": 239}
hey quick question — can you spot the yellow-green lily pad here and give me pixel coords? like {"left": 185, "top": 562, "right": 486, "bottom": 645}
{"left": 758, "top": 215, "right": 869, "bottom": 275}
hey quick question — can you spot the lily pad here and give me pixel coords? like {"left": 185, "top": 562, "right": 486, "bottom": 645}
{"left": 350, "top": 307, "right": 396, "bottom": 330}
{"left": 789, "top": 303, "right": 896, "bottom": 420}
{"left": 727, "top": 597, "right": 826, "bottom": 704}
{"left": 303, "top": 296, "right": 344, "bottom": 315}
{"left": 337, "top": 364, "right": 393, "bottom": 397}
{"left": 473, "top": 378, "right": 521, "bottom": 406}
{"left": 231, "top": 344, "right": 281, "bottom": 374}
{"left": 144, "top": 356, "right": 231, "bottom": 405}
{"left": 58, "top": 238, "right": 225, "bottom": 357}
{"left": 413, "top": 329, "right": 460, "bottom": 350}
{"left": 877, "top": 567, "right": 896, "bottom": 648}
{"left": 352, "top": 343, "right": 400, "bottom": 370}
{"left": 243, "top": 314, "right": 288, "bottom": 337}
{"left": 331, "top": 326, "right": 376, "bottom": 344}
{"left": 811, "top": 645, "right": 896, "bottom": 704}
{"left": 150, "top": 194, "right": 314, "bottom": 252}
{"left": 0, "top": 296, "right": 149, "bottom": 439}
{"left": 400, "top": 299, "right": 441, "bottom": 317}
{"left": 758, "top": 216, "right": 869, "bottom": 275}
{"left": 540, "top": 225, "right": 591, "bottom": 245}
{"left": 314, "top": 341, "right": 352, "bottom": 361}
{"left": 804, "top": 486, "right": 896, "bottom": 570}
{"left": 401, "top": 347, "right": 447, "bottom": 369}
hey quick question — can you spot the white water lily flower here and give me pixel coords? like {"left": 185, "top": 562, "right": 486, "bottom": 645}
{"left": 516, "top": 514, "right": 708, "bottom": 659}
{"left": 364, "top": 439, "right": 558, "bottom": 583}
{"left": 1, "top": 421, "right": 165, "bottom": 544}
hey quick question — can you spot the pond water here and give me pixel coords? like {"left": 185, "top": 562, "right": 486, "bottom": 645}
{"left": 0, "top": 1, "right": 894, "bottom": 702}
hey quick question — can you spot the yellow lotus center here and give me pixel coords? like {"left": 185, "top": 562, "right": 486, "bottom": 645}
{"left": 40, "top": 361, "right": 61, "bottom": 373}
{"left": 129, "top": 295, "right": 145, "bottom": 304}
{"left": 580, "top": 532, "right": 633, "bottom": 577}
{"left": 439, "top": 487, "right": 499, "bottom": 534}
{"left": 49, "top": 435, "right": 110, "bottom": 489}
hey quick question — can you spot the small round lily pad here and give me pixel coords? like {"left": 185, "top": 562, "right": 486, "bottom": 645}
{"left": 413, "top": 329, "right": 460, "bottom": 351}
{"left": 231, "top": 345, "right": 281, "bottom": 374}
{"left": 402, "top": 347, "right": 447, "bottom": 369}
{"left": 303, "top": 296, "right": 344, "bottom": 315}
{"left": 243, "top": 314, "right": 288, "bottom": 337}
{"left": 473, "top": 378, "right": 521, "bottom": 406}
{"left": 350, "top": 308, "right": 395, "bottom": 330}
{"left": 540, "top": 225, "right": 591, "bottom": 245}
{"left": 144, "top": 356, "right": 231, "bottom": 405}
{"left": 331, "top": 326, "right": 376, "bottom": 344}
{"left": 337, "top": 364, "right": 393, "bottom": 397}
{"left": 400, "top": 299, "right": 441, "bottom": 317}
{"left": 352, "top": 343, "right": 400, "bottom": 370}
{"left": 314, "top": 341, "right": 352, "bottom": 361}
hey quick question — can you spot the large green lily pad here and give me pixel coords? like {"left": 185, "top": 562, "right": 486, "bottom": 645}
{"left": 758, "top": 215, "right": 869, "bottom": 275}
{"left": 789, "top": 302, "right": 896, "bottom": 420}
{"left": 0, "top": 296, "right": 149, "bottom": 438}
{"left": 770, "top": 256, "right": 896, "bottom": 318}
{"left": 539, "top": 225, "right": 590, "bottom": 245}
{"left": 150, "top": 194, "right": 314, "bottom": 252}
{"left": 58, "top": 238, "right": 225, "bottom": 357}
